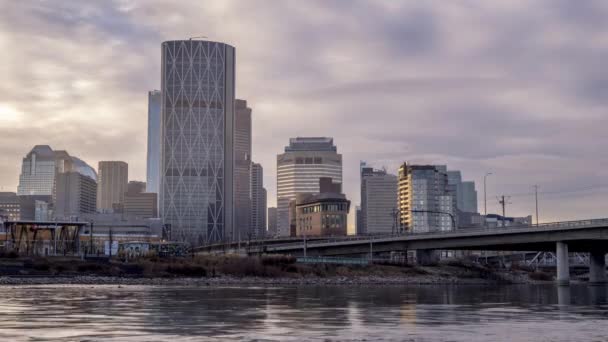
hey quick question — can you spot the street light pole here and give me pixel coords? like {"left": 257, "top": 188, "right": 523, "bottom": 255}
{"left": 484, "top": 172, "right": 492, "bottom": 216}
{"left": 533, "top": 185, "right": 539, "bottom": 226}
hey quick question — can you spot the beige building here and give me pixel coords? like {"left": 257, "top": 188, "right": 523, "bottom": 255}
{"left": 292, "top": 178, "right": 350, "bottom": 237}
{"left": 97, "top": 161, "right": 128, "bottom": 212}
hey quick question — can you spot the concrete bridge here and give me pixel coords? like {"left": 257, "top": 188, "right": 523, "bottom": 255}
{"left": 196, "top": 218, "right": 608, "bottom": 285}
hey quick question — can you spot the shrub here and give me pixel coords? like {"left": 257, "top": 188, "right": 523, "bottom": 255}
{"left": 261, "top": 255, "right": 296, "bottom": 266}
{"left": 120, "top": 263, "right": 145, "bottom": 275}
{"left": 77, "top": 263, "right": 105, "bottom": 273}
{"left": 166, "top": 264, "right": 207, "bottom": 277}
{"left": 32, "top": 262, "right": 50, "bottom": 271}
{"left": 219, "top": 257, "right": 265, "bottom": 277}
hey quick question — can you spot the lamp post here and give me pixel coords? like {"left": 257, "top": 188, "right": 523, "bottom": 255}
{"left": 484, "top": 172, "right": 492, "bottom": 216}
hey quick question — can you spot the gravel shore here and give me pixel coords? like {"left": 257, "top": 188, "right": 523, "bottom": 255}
{"left": 0, "top": 274, "right": 517, "bottom": 286}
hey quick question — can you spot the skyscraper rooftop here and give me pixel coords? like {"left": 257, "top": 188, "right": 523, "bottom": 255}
{"left": 285, "top": 137, "right": 337, "bottom": 152}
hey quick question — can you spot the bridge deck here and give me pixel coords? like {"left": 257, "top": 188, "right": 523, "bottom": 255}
{"left": 197, "top": 218, "right": 608, "bottom": 256}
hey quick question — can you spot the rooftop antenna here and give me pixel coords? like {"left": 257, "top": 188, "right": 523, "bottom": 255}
{"left": 189, "top": 36, "right": 208, "bottom": 40}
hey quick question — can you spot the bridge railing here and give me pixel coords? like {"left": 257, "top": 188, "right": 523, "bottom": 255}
{"left": 261, "top": 217, "right": 608, "bottom": 250}
{"left": 198, "top": 217, "right": 608, "bottom": 251}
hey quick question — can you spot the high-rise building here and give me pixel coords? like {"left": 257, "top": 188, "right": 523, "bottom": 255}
{"left": 355, "top": 206, "right": 363, "bottom": 235}
{"left": 250, "top": 162, "right": 266, "bottom": 240}
{"left": 0, "top": 192, "right": 20, "bottom": 220}
{"left": 17, "top": 145, "right": 59, "bottom": 197}
{"left": 16, "top": 145, "right": 96, "bottom": 220}
{"left": 55, "top": 171, "right": 97, "bottom": 219}
{"left": 123, "top": 182, "right": 158, "bottom": 219}
{"left": 97, "top": 161, "right": 128, "bottom": 212}
{"left": 398, "top": 163, "right": 454, "bottom": 233}
{"left": 234, "top": 99, "right": 252, "bottom": 242}
{"left": 457, "top": 181, "right": 478, "bottom": 213}
{"left": 360, "top": 164, "right": 398, "bottom": 235}
{"left": 446, "top": 170, "right": 478, "bottom": 227}
{"left": 160, "top": 39, "right": 235, "bottom": 244}
{"left": 146, "top": 90, "right": 162, "bottom": 195}
{"left": 267, "top": 207, "right": 277, "bottom": 237}
{"left": 276, "top": 137, "right": 342, "bottom": 237}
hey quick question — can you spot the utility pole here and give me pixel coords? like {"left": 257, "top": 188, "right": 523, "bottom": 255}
{"left": 89, "top": 221, "right": 93, "bottom": 256}
{"left": 497, "top": 195, "right": 511, "bottom": 227}
{"left": 533, "top": 185, "right": 539, "bottom": 226}
{"left": 484, "top": 172, "right": 492, "bottom": 216}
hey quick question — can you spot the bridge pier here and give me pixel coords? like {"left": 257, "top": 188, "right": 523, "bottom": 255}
{"left": 589, "top": 251, "right": 607, "bottom": 285}
{"left": 416, "top": 250, "right": 439, "bottom": 266}
{"left": 556, "top": 242, "right": 570, "bottom": 286}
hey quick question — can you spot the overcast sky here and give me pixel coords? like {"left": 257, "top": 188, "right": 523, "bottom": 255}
{"left": 1, "top": 0, "right": 608, "bottom": 229}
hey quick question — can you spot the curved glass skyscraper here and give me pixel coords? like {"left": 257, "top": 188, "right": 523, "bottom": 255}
{"left": 160, "top": 39, "right": 235, "bottom": 244}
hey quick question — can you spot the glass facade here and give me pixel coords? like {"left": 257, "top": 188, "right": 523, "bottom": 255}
{"left": 146, "top": 90, "right": 162, "bottom": 195}
{"left": 160, "top": 40, "right": 235, "bottom": 244}
{"left": 250, "top": 162, "right": 266, "bottom": 240}
{"left": 17, "top": 145, "right": 57, "bottom": 196}
{"left": 234, "top": 99, "right": 252, "bottom": 242}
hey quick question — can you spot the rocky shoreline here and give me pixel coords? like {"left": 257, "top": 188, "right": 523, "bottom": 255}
{"left": 0, "top": 273, "right": 538, "bottom": 286}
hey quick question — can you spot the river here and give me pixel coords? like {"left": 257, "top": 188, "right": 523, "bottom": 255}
{"left": 0, "top": 284, "right": 607, "bottom": 341}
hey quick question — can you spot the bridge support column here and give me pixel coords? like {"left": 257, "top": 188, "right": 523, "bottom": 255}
{"left": 416, "top": 250, "right": 439, "bottom": 266}
{"left": 589, "top": 251, "right": 607, "bottom": 285}
{"left": 556, "top": 242, "right": 570, "bottom": 286}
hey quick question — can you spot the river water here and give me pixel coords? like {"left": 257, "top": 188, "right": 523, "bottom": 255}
{"left": 0, "top": 284, "right": 607, "bottom": 341}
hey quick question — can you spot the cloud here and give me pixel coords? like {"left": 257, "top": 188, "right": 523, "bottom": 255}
{"left": 1, "top": 0, "right": 608, "bottom": 228}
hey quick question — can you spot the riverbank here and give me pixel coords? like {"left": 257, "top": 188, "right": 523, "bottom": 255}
{"left": 0, "top": 274, "right": 543, "bottom": 286}
{"left": 0, "top": 254, "right": 555, "bottom": 286}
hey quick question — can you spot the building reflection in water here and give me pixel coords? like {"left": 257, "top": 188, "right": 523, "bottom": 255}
{"left": 0, "top": 284, "right": 607, "bottom": 340}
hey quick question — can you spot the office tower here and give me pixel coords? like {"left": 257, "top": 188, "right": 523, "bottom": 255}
{"left": 146, "top": 90, "right": 162, "bottom": 194}
{"left": 267, "top": 207, "right": 277, "bottom": 237}
{"left": 127, "top": 181, "right": 146, "bottom": 194}
{"left": 360, "top": 164, "right": 398, "bottom": 234}
{"left": 234, "top": 99, "right": 252, "bottom": 242}
{"left": 0, "top": 192, "right": 20, "bottom": 220}
{"left": 446, "top": 170, "right": 461, "bottom": 227}
{"left": 124, "top": 182, "right": 158, "bottom": 219}
{"left": 276, "top": 137, "right": 342, "bottom": 237}
{"left": 250, "top": 162, "right": 266, "bottom": 240}
{"left": 355, "top": 206, "right": 362, "bottom": 235}
{"left": 458, "top": 181, "right": 478, "bottom": 213}
{"left": 398, "top": 163, "right": 454, "bottom": 233}
{"left": 446, "top": 171, "right": 478, "bottom": 213}
{"left": 293, "top": 177, "right": 350, "bottom": 237}
{"left": 55, "top": 171, "right": 97, "bottom": 219}
{"left": 160, "top": 39, "right": 235, "bottom": 244}
{"left": 97, "top": 161, "right": 128, "bottom": 212}
{"left": 16, "top": 145, "right": 95, "bottom": 220}
{"left": 17, "top": 145, "right": 59, "bottom": 197}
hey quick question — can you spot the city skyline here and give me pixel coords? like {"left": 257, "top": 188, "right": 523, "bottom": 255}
{"left": 2, "top": 1, "right": 608, "bottom": 230}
